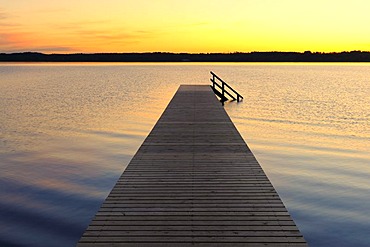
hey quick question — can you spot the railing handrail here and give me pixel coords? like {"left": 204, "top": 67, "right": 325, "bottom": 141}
{"left": 210, "top": 71, "right": 243, "bottom": 102}
{"left": 210, "top": 71, "right": 243, "bottom": 99}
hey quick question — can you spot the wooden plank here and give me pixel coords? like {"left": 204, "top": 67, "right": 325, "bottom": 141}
{"left": 79, "top": 236, "right": 306, "bottom": 243}
{"left": 95, "top": 211, "right": 291, "bottom": 216}
{"left": 77, "top": 85, "right": 307, "bottom": 246}
{"left": 77, "top": 243, "right": 308, "bottom": 247}
{"left": 88, "top": 220, "right": 299, "bottom": 227}
{"left": 86, "top": 225, "right": 300, "bottom": 231}
{"left": 82, "top": 231, "right": 303, "bottom": 237}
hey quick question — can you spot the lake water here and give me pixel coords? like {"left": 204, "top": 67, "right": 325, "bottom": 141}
{"left": 0, "top": 63, "right": 369, "bottom": 247}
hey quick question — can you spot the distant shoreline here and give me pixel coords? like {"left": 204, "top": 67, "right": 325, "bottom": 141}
{"left": 1, "top": 51, "right": 370, "bottom": 62}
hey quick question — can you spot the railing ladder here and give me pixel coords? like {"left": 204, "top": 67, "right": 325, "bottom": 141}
{"left": 210, "top": 71, "right": 243, "bottom": 104}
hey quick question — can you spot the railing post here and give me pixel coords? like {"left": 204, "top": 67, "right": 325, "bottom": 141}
{"left": 222, "top": 81, "right": 225, "bottom": 99}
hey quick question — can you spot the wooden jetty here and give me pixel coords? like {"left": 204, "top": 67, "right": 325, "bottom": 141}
{"left": 77, "top": 85, "right": 307, "bottom": 246}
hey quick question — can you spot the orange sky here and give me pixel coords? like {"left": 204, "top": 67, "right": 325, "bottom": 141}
{"left": 1, "top": 0, "right": 370, "bottom": 53}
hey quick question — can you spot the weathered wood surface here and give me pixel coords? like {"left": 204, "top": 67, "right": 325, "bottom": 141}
{"left": 77, "top": 85, "right": 307, "bottom": 246}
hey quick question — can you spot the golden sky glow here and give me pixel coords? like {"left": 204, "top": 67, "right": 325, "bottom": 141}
{"left": 1, "top": 0, "right": 370, "bottom": 53}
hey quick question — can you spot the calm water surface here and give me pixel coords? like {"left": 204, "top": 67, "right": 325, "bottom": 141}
{"left": 0, "top": 63, "right": 369, "bottom": 247}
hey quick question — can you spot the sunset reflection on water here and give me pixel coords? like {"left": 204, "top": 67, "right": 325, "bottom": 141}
{"left": 0, "top": 63, "right": 369, "bottom": 247}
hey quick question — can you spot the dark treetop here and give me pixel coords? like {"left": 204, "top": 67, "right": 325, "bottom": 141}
{"left": 1, "top": 51, "right": 370, "bottom": 62}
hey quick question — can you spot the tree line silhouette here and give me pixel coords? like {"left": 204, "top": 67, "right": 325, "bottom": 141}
{"left": 1, "top": 51, "right": 370, "bottom": 62}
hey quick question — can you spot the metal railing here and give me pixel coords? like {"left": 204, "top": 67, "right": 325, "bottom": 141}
{"left": 210, "top": 71, "right": 243, "bottom": 103}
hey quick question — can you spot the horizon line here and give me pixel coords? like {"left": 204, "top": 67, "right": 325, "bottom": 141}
{"left": 2, "top": 50, "right": 370, "bottom": 55}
